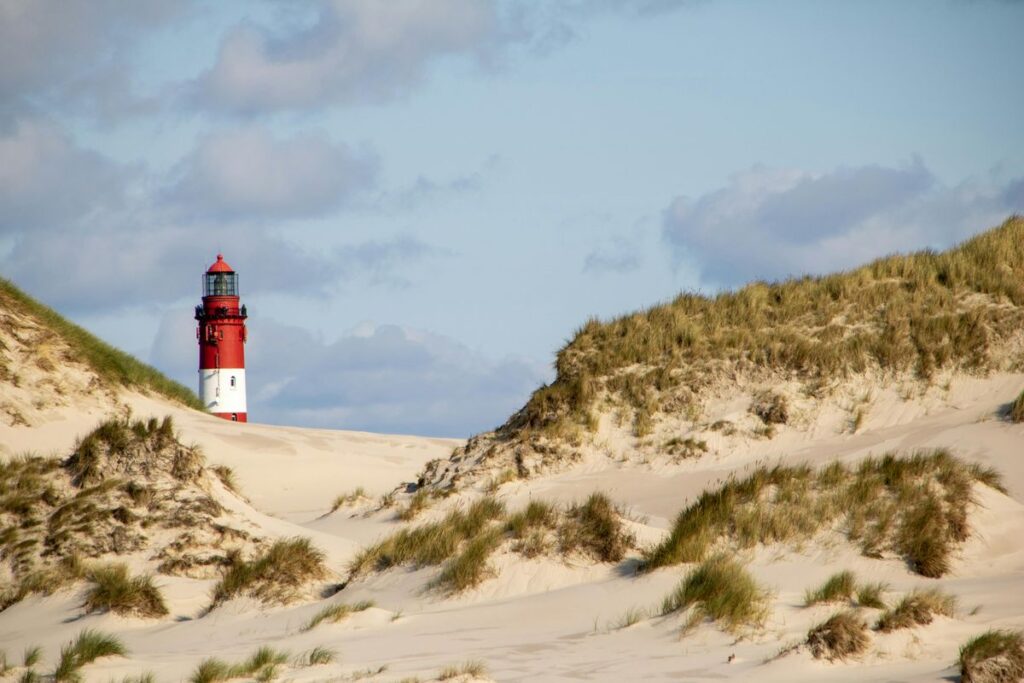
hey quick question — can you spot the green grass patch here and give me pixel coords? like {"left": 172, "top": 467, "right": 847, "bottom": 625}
{"left": 641, "top": 450, "right": 1003, "bottom": 578}
{"left": 54, "top": 630, "right": 127, "bottom": 682}
{"left": 211, "top": 538, "right": 327, "bottom": 608}
{"left": 557, "top": 493, "right": 634, "bottom": 562}
{"left": 301, "top": 600, "right": 374, "bottom": 631}
{"left": 959, "top": 629, "right": 1024, "bottom": 683}
{"left": 660, "top": 555, "right": 768, "bottom": 633}
{"left": 82, "top": 562, "right": 168, "bottom": 617}
{"left": 804, "top": 571, "right": 856, "bottom": 606}
{"left": 0, "top": 277, "right": 202, "bottom": 409}
{"left": 430, "top": 528, "right": 503, "bottom": 593}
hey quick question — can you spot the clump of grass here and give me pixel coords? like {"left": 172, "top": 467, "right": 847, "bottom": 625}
{"left": 660, "top": 555, "right": 768, "bottom": 633}
{"left": 438, "top": 660, "right": 487, "bottom": 680}
{"left": 397, "top": 489, "right": 431, "bottom": 521}
{"left": 189, "top": 647, "right": 290, "bottom": 683}
{"left": 330, "top": 487, "right": 367, "bottom": 513}
{"left": 430, "top": 529, "right": 503, "bottom": 594}
{"left": 1010, "top": 390, "right": 1024, "bottom": 423}
{"left": 211, "top": 465, "right": 239, "bottom": 494}
{"left": 558, "top": 493, "right": 634, "bottom": 562}
{"left": 750, "top": 391, "right": 789, "bottom": 425}
{"left": 640, "top": 450, "right": 1003, "bottom": 578}
{"left": 18, "top": 670, "right": 41, "bottom": 683}
{"left": 54, "top": 630, "right": 127, "bottom": 682}
{"left": 663, "top": 436, "right": 708, "bottom": 459}
{"left": 82, "top": 563, "right": 168, "bottom": 617}
{"left": 484, "top": 468, "right": 518, "bottom": 494}
{"left": 302, "top": 600, "right": 375, "bottom": 631}
{"left": 613, "top": 605, "right": 649, "bottom": 629}
{"left": 804, "top": 571, "right": 857, "bottom": 606}
{"left": 23, "top": 646, "right": 42, "bottom": 668}
{"left": 959, "top": 629, "right": 1024, "bottom": 683}
{"left": 211, "top": 537, "right": 328, "bottom": 607}
{"left": 0, "top": 277, "right": 203, "bottom": 409}
{"left": 349, "top": 499, "right": 505, "bottom": 577}
{"left": 806, "top": 610, "right": 869, "bottom": 661}
{"left": 301, "top": 646, "right": 336, "bottom": 666}
{"left": 189, "top": 658, "right": 232, "bottom": 683}
{"left": 856, "top": 581, "right": 888, "bottom": 609}
{"left": 875, "top": 587, "right": 956, "bottom": 632}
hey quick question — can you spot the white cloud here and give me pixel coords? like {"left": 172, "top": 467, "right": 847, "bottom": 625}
{"left": 662, "top": 161, "right": 1024, "bottom": 286}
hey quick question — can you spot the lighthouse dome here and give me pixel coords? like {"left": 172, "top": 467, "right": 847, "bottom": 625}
{"left": 207, "top": 253, "right": 235, "bottom": 273}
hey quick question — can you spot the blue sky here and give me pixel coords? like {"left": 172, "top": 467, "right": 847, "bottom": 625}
{"left": 2, "top": 0, "right": 1022, "bottom": 436}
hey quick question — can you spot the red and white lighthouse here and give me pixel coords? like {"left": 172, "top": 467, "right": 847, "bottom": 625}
{"left": 195, "top": 254, "right": 248, "bottom": 422}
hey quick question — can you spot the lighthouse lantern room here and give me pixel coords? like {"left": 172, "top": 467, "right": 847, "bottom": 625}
{"left": 195, "top": 254, "right": 248, "bottom": 422}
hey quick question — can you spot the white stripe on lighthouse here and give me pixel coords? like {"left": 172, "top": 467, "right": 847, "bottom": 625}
{"left": 199, "top": 368, "right": 247, "bottom": 414}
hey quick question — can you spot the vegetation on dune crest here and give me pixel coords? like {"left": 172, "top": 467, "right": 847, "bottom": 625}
{"left": 507, "top": 217, "right": 1024, "bottom": 437}
{"left": 0, "top": 277, "right": 202, "bottom": 409}
{"left": 54, "top": 630, "right": 127, "bottom": 682}
{"left": 640, "top": 450, "right": 1003, "bottom": 578}
{"left": 875, "top": 588, "right": 956, "bottom": 632}
{"left": 302, "top": 599, "right": 375, "bottom": 632}
{"left": 959, "top": 629, "right": 1024, "bottom": 683}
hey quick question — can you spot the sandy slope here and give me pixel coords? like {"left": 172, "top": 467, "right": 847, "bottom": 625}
{"left": 1, "top": 375, "right": 1023, "bottom": 682}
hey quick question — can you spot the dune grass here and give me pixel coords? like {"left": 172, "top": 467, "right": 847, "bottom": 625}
{"left": 301, "top": 646, "right": 336, "bottom": 666}
{"left": 211, "top": 538, "right": 327, "bottom": 608}
{"left": 22, "top": 646, "right": 42, "bottom": 668}
{"left": 301, "top": 600, "right": 375, "bottom": 632}
{"left": 54, "top": 630, "right": 127, "bottom": 682}
{"left": 507, "top": 217, "right": 1024, "bottom": 437}
{"left": 188, "top": 647, "right": 290, "bottom": 683}
{"left": 397, "top": 489, "right": 431, "bottom": 521}
{"left": 806, "top": 611, "right": 870, "bottom": 661}
{"left": 959, "top": 629, "right": 1024, "bottom": 683}
{"left": 0, "top": 277, "right": 203, "bottom": 409}
{"left": 660, "top": 555, "right": 768, "bottom": 633}
{"left": 430, "top": 529, "right": 503, "bottom": 594}
{"left": 557, "top": 493, "right": 634, "bottom": 562}
{"left": 82, "top": 563, "right": 168, "bottom": 617}
{"left": 640, "top": 450, "right": 1003, "bottom": 578}
{"left": 856, "top": 582, "right": 888, "bottom": 610}
{"left": 875, "top": 587, "right": 956, "bottom": 632}
{"left": 438, "top": 660, "right": 487, "bottom": 680}
{"left": 329, "top": 487, "right": 367, "bottom": 513}
{"left": 804, "top": 571, "right": 857, "bottom": 606}
{"left": 1010, "top": 390, "right": 1024, "bottom": 423}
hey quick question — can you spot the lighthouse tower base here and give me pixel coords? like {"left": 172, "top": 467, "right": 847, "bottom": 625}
{"left": 199, "top": 368, "right": 247, "bottom": 422}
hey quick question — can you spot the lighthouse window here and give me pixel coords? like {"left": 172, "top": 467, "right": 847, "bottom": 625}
{"left": 230, "top": 376, "right": 236, "bottom": 388}
{"left": 203, "top": 272, "right": 238, "bottom": 297}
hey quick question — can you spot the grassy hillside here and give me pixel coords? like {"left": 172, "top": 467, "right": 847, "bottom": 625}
{"left": 514, "top": 217, "right": 1024, "bottom": 437}
{"left": 0, "top": 277, "right": 203, "bottom": 410}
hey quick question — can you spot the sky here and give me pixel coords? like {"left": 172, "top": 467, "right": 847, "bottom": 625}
{"left": 2, "top": 0, "right": 1023, "bottom": 437}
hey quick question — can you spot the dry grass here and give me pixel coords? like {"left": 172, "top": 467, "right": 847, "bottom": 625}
{"left": 82, "top": 563, "right": 168, "bottom": 617}
{"left": 640, "top": 450, "right": 1003, "bottom": 578}
{"left": 54, "top": 630, "right": 127, "bottom": 682}
{"left": 188, "top": 647, "right": 290, "bottom": 683}
{"left": 330, "top": 487, "right": 367, "bottom": 513}
{"left": 397, "top": 489, "right": 431, "bottom": 521}
{"left": 875, "top": 587, "right": 956, "bottom": 632}
{"left": 507, "top": 217, "right": 1024, "bottom": 437}
{"left": 211, "top": 465, "right": 239, "bottom": 494}
{"left": 211, "top": 538, "right": 328, "bottom": 608}
{"left": 557, "top": 493, "right": 634, "bottom": 562}
{"left": 1010, "top": 390, "right": 1024, "bottom": 423}
{"left": 0, "top": 277, "right": 202, "bottom": 409}
{"left": 804, "top": 571, "right": 856, "bottom": 606}
{"left": 660, "top": 555, "right": 769, "bottom": 633}
{"left": 960, "top": 629, "right": 1024, "bottom": 683}
{"left": 807, "top": 611, "right": 870, "bottom": 661}
{"left": 302, "top": 600, "right": 375, "bottom": 631}
{"left": 750, "top": 391, "right": 789, "bottom": 425}
{"left": 438, "top": 660, "right": 487, "bottom": 680}
{"left": 301, "top": 646, "right": 336, "bottom": 666}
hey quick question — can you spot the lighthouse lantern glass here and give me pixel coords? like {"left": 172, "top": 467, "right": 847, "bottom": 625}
{"left": 204, "top": 272, "right": 238, "bottom": 297}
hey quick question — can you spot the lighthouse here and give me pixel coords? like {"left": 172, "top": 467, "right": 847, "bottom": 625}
{"left": 195, "top": 254, "right": 248, "bottom": 422}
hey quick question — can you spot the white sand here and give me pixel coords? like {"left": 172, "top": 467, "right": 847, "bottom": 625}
{"left": 2, "top": 372, "right": 1023, "bottom": 682}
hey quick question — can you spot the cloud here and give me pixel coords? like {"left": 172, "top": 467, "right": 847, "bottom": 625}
{"left": 189, "top": 0, "right": 700, "bottom": 115}
{"left": 0, "top": 1, "right": 180, "bottom": 120}
{"left": 662, "top": 161, "right": 1024, "bottom": 286}
{"left": 0, "top": 117, "right": 128, "bottom": 234}
{"left": 192, "top": 0, "right": 501, "bottom": 113}
{"left": 162, "top": 126, "right": 379, "bottom": 222}
{"left": 583, "top": 232, "right": 645, "bottom": 274}
{"left": 149, "top": 313, "right": 551, "bottom": 437}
